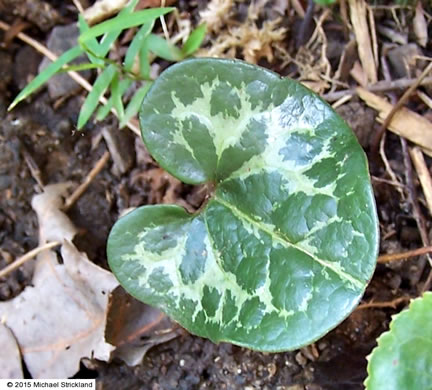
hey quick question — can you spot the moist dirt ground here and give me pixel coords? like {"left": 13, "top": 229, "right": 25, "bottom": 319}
{"left": 1, "top": 1, "right": 431, "bottom": 389}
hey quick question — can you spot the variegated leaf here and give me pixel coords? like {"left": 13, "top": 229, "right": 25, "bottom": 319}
{"left": 107, "top": 58, "right": 379, "bottom": 351}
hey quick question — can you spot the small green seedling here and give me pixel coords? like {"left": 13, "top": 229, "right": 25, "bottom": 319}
{"left": 107, "top": 58, "right": 379, "bottom": 351}
{"left": 9, "top": 1, "right": 206, "bottom": 130}
{"left": 365, "top": 292, "right": 432, "bottom": 390}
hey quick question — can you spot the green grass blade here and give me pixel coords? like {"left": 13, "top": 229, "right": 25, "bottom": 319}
{"left": 78, "top": 15, "right": 104, "bottom": 63}
{"left": 124, "top": 22, "right": 154, "bottom": 72}
{"left": 77, "top": 65, "right": 117, "bottom": 129}
{"left": 60, "top": 63, "right": 104, "bottom": 72}
{"left": 95, "top": 97, "right": 113, "bottom": 121}
{"left": 120, "top": 82, "right": 152, "bottom": 127}
{"left": 182, "top": 23, "right": 206, "bottom": 57}
{"left": 9, "top": 45, "right": 83, "bottom": 111}
{"left": 147, "top": 34, "right": 183, "bottom": 61}
{"left": 79, "top": 8, "right": 174, "bottom": 43}
{"left": 139, "top": 39, "right": 151, "bottom": 79}
{"left": 98, "top": 0, "right": 140, "bottom": 57}
{"left": 111, "top": 73, "right": 125, "bottom": 122}
{"left": 95, "top": 78, "right": 131, "bottom": 121}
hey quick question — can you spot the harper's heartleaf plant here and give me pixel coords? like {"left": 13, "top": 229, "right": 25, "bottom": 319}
{"left": 365, "top": 292, "right": 432, "bottom": 390}
{"left": 107, "top": 58, "right": 379, "bottom": 351}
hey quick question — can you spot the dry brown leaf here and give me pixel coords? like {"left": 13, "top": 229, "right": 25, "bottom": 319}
{"left": 0, "top": 242, "right": 118, "bottom": 378}
{"left": 414, "top": 1, "right": 428, "bottom": 48}
{"left": 106, "top": 287, "right": 180, "bottom": 366}
{"left": 0, "top": 184, "right": 118, "bottom": 378}
{"left": 357, "top": 87, "right": 432, "bottom": 157}
{"left": 348, "top": 0, "right": 377, "bottom": 83}
{"left": 31, "top": 183, "right": 77, "bottom": 244}
{"left": 0, "top": 324, "right": 23, "bottom": 379}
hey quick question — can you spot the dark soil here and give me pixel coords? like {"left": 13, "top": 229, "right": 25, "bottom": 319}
{"left": 1, "top": 1, "right": 431, "bottom": 389}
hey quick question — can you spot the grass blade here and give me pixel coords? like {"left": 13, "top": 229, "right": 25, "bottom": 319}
{"left": 98, "top": 0, "right": 140, "bottom": 57}
{"left": 111, "top": 73, "right": 124, "bottom": 122}
{"left": 120, "top": 82, "right": 152, "bottom": 128}
{"left": 146, "top": 34, "right": 183, "bottom": 61}
{"left": 139, "top": 39, "right": 151, "bottom": 79}
{"left": 79, "top": 8, "right": 174, "bottom": 43}
{"left": 124, "top": 22, "right": 154, "bottom": 72}
{"left": 78, "top": 15, "right": 104, "bottom": 64}
{"left": 95, "top": 78, "right": 131, "bottom": 121}
{"left": 182, "top": 23, "right": 206, "bottom": 57}
{"left": 60, "top": 63, "right": 104, "bottom": 72}
{"left": 9, "top": 45, "right": 83, "bottom": 111}
{"left": 77, "top": 65, "right": 117, "bottom": 129}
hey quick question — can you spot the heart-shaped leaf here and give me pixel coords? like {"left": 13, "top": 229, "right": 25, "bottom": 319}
{"left": 107, "top": 58, "right": 379, "bottom": 351}
{"left": 365, "top": 292, "right": 432, "bottom": 390}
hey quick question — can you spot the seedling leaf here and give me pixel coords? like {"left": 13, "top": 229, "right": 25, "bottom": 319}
{"left": 98, "top": 0, "right": 140, "bottom": 57}
{"left": 120, "top": 83, "right": 152, "bottom": 128}
{"left": 124, "top": 22, "right": 154, "bottom": 72}
{"left": 365, "top": 292, "right": 432, "bottom": 390}
{"left": 9, "top": 46, "right": 83, "bottom": 111}
{"left": 79, "top": 8, "right": 174, "bottom": 43}
{"left": 95, "top": 79, "right": 131, "bottom": 122}
{"left": 107, "top": 58, "right": 379, "bottom": 351}
{"left": 146, "top": 34, "right": 183, "bottom": 61}
{"left": 77, "top": 65, "right": 117, "bottom": 129}
{"left": 111, "top": 73, "right": 125, "bottom": 122}
{"left": 78, "top": 15, "right": 105, "bottom": 64}
{"left": 182, "top": 23, "right": 206, "bottom": 57}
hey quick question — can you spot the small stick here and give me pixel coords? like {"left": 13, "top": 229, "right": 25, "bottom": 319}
{"left": 0, "top": 20, "right": 140, "bottom": 136}
{"left": 322, "top": 76, "right": 432, "bottom": 102}
{"left": 0, "top": 241, "right": 61, "bottom": 279}
{"left": 371, "top": 61, "right": 432, "bottom": 159}
{"left": 63, "top": 151, "right": 110, "bottom": 211}
{"left": 409, "top": 147, "right": 432, "bottom": 217}
{"left": 356, "top": 296, "right": 410, "bottom": 310}
{"left": 378, "top": 245, "right": 432, "bottom": 263}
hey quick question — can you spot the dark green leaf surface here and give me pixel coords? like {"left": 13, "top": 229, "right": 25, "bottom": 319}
{"left": 108, "top": 58, "right": 379, "bottom": 351}
{"left": 365, "top": 292, "right": 432, "bottom": 390}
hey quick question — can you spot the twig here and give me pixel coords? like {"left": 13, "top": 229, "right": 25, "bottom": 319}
{"left": 322, "top": 76, "right": 432, "bottom": 102}
{"left": 0, "top": 20, "right": 140, "bottom": 136}
{"left": 296, "top": 0, "right": 315, "bottom": 48}
{"left": 356, "top": 296, "right": 410, "bottom": 310}
{"left": 0, "top": 241, "right": 61, "bottom": 279}
{"left": 410, "top": 147, "right": 432, "bottom": 216}
{"left": 371, "top": 61, "right": 432, "bottom": 160}
{"left": 63, "top": 151, "right": 110, "bottom": 211}
{"left": 401, "top": 138, "right": 432, "bottom": 292}
{"left": 378, "top": 246, "right": 432, "bottom": 263}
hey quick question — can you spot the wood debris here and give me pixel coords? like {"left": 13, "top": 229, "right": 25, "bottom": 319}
{"left": 349, "top": 0, "right": 377, "bottom": 83}
{"left": 357, "top": 87, "right": 432, "bottom": 157}
{"left": 198, "top": 1, "right": 286, "bottom": 64}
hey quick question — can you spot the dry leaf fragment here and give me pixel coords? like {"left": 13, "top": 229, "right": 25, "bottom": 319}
{"left": 83, "top": 0, "right": 129, "bottom": 24}
{"left": 0, "top": 242, "right": 118, "bottom": 378}
{"left": 106, "top": 287, "right": 180, "bottom": 366}
{"left": 357, "top": 87, "right": 432, "bottom": 157}
{"left": 349, "top": 0, "right": 377, "bottom": 83}
{"left": 0, "top": 184, "right": 118, "bottom": 378}
{"left": 31, "top": 183, "right": 77, "bottom": 244}
{"left": 0, "top": 324, "right": 23, "bottom": 379}
{"left": 414, "top": 1, "right": 428, "bottom": 48}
